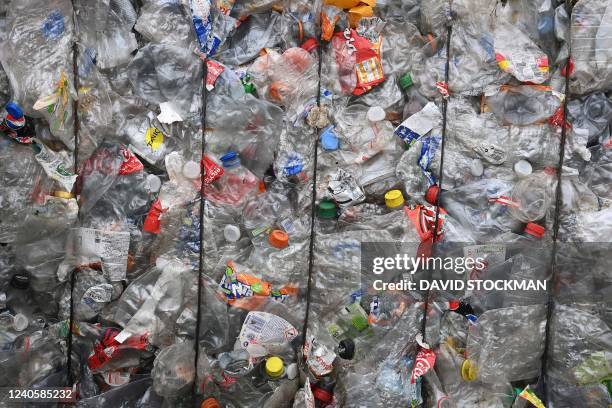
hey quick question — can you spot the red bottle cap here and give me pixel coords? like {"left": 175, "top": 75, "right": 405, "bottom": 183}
{"left": 300, "top": 37, "right": 319, "bottom": 53}
{"left": 311, "top": 385, "right": 333, "bottom": 403}
{"left": 425, "top": 184, "right": 440, "bottom": 205}
{"left": 524, "top": 222, "right": 545, "bottom": 238}
{"left": 449, "top": 300, "right": 460, "bottom": 310}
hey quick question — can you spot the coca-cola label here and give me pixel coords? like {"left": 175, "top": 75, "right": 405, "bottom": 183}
{"left": 410, "top": 347, "right": 436, "bottom": 384}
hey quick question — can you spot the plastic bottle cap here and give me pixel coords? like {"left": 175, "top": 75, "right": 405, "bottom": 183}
{"left": 385, "top": 189, "right": 405, "bottom": 209}
{"left": 183, "top": 161, "right": 200, "bottom": 179}
{"left": 286, "top": 363, "right": 298, "bottom": 380}
{"left": 399, "top": 73, "right": 414, "bottom": 90}
{"left": 300, "top": 37, "right": 319, "bottom": 53}
{"left": 425, "top": 185, "right": 440, "bottom": 205}
{"left": 146, "top": 174, "right": 162, "bottom": 193}
{"left": 367, "top": 106, "right": 386, "bottom": 123}
{"left": 338, "top": 338, "right": 355, "bottom": 360}
{"left": 224, "top": 224, "right": 241, "bottom": 242}
{"left": 10, "top": 274, "right": 29, "bottom": 290}
{"left": 219, "top": 151, "right": 240, "bottom": 168}
{"left": 13, "top": 313, "right": 28, "bottom": 331}
{"left": 461, "top": 359, "right": 478, "bottom": 381}
{"left": 312, "top": 386, "right": 333, "bottom": 403}
{"left": 268, "top": 229, "right": 289, "bottom": 249}
{"left": 470, "top": 159, "right": 484, "bottom": 177}
{"left": 318, "top": 200, "right": 337, "bottom": 219}
{"left": 5, "top": 102, "right": 23, "bottom": 119}
{"left": 201, "top": 398, "right": 221, "bottom": 408}
{"left": 449, "top": 300, "right": 460, "bottom": 310}
{"left": 265, "top": 356, "right": 285, "bottom": 378}
{"left": 53, "top": 191, "right": 75, "bottom": 199}
{"left": 320, "top": 126, "right": 339, "bottom": 151}
{"left": 514, "top": 160, "right": 532, "bottom": 178}
{"left": 524, "top": 222, "right": 545, "bottom": 238}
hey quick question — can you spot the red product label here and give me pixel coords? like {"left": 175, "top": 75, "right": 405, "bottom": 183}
{"left": 410, "top": 347, "right": 436, "bottom": 384}
{"left": 351, "top": 30, "right": 384, "bottom": 96}
{"left": 143, "top": 199, "right": 164, "bottom": 234}
{"left": 206, "top": 60, "right": 225, "bottom": 91}
{"left": 202, "top": 155, "right": 224, "bottom": 185}
{"left": 119, "top": 148, "right": 144, "bottom": 175}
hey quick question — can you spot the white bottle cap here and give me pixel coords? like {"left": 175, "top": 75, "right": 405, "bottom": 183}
{"left": 223, "top": 224, "right": 241, "bottom": 242}
{"left": 13, "top": 313, "right": 28, "bottom": 332}
{"left": 514, "top": 160, "right": 532, "bottom": 178}
{"left": 286, "top": 363, "right": 298, "bottom": 380}
{"left": 182, "top": 161, "right": 200, "bottom": 179}
{"left": 470, "top": 158, "right": 484, "bottom": 177}
{"left": 145, "top": 174, "right": 162, "bottom": 193}
{"left": 367, "top": 106, "right": 386, "bottom": 123}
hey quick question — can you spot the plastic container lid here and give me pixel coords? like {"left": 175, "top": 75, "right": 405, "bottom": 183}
{"left": 367, "top": 106, "right": 386, "bottom": 123}
{"left": 318, "top": 200, "right": 337, "bottom": 219}
{"left": 182, "top": 161, "right": 200, "bottom": 179}
{"left": 385, "top": 189, "right": 405, "bottom": 209}
{"left": 5, "top": 102, "right": 23, "bottom": 119}
{"left": 265, "top": 356, "right": 285, "bottom": 378}
{"left": 514, "top": 160, "right": 532, "bottom": 178}
{"left": 470, "top": 158, "right": 484, "bottom": 177}
{"left": 425, "top": 184, "right": 440, "bottom": 205}
{"left": 13, "top": 313, "right": 28, "bottom": 331}
{"left": 268, "top": 229, "right": 289, "bottom": 249}
{"left": 220, "top": 151, "right": 240, "bottom": 168}
{"left": 524, "top": 222, "right": 545, "bottom": 238}
{"left": 145, "top": 174, "right": 162, "bottom": 193}
{"left": 338, "top": 338, "right": 355, "bottom": 360}
{"left": 312, "top": 386, "right": 333, "bottom": 403}
{"left": 224, "top": 224, "right": 241, "bottom": 242}
{"left": 201, "top": 398, "right": 221, "bottom": 408}
{"left": 399, "top": 72, "right": 414, "bottom": 90}
{"left": 300, "top": 37, "right": 319, "bottom": 53}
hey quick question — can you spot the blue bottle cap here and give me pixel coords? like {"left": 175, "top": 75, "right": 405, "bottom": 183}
{"left": 220, "top": 151, "right": 240, "bottom": 168}
{"left": 320, "top": 126, "right": 339, "bottom": 151}
{"left": 5, "top": 102, "right": 23, "bottom": 119}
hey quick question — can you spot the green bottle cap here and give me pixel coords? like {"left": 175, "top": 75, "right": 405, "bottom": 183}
{"left": 399, "top": 72, "right": 413, "bottom": 91}
{"left": 243, "top": 83, "right": 256, "bottom": 94}
{"left": 318, "top": 200, "right": 337, "bottom": 219}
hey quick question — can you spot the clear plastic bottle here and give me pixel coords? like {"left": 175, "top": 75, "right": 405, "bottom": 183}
{"left": 205, "top": 151, "right": 259, "bottom": 208}
{"left": 509, "top": 169, "right": 556, "bottom": 223}
{"left": 399, "top": 72, "right": 430, "bottom": 119}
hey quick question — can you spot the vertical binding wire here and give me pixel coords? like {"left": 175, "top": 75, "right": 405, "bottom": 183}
{"left": 540, "top": 0, "right": 573, "bottom": 402}
{"left": 66, "top": 1, "right": 80, "bottom": 387}
{"left": 193, "top": 56, "right": 209, "bottom": 401}
{"left": 422, "top": 22, "right": 453, "bottom": 336}
{"left": 301, "top": 11, "right": 324, "bottom": 350}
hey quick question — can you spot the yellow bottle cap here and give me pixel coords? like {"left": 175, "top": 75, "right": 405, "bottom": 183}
{"left": 384, "top": 189, "right": 405, "bottom": 209}
{"left": 461, "top": 359, "right": 478, "bottom": 381}
{"left": 265, "top": 356, "right": 285, "bottom": 378}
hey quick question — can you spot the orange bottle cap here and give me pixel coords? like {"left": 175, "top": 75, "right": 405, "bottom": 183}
{"left": 269, "top": 229, "right": 289, "bottom": 249}
{"left": 201, "top": 398, "right": 220, "bottom": 408}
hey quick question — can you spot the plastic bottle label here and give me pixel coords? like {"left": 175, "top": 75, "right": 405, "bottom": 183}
{"left": 394, "top": 102, "right": 441, "bottom": 147}
{"left": 145, "top": 128, "right": 164, "bottom": 151}
{"left": 33, "top": 140, "right": 78, "bottom": 191}
{"left": 234, "top": 311, "right": 298, "bottom": 351}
